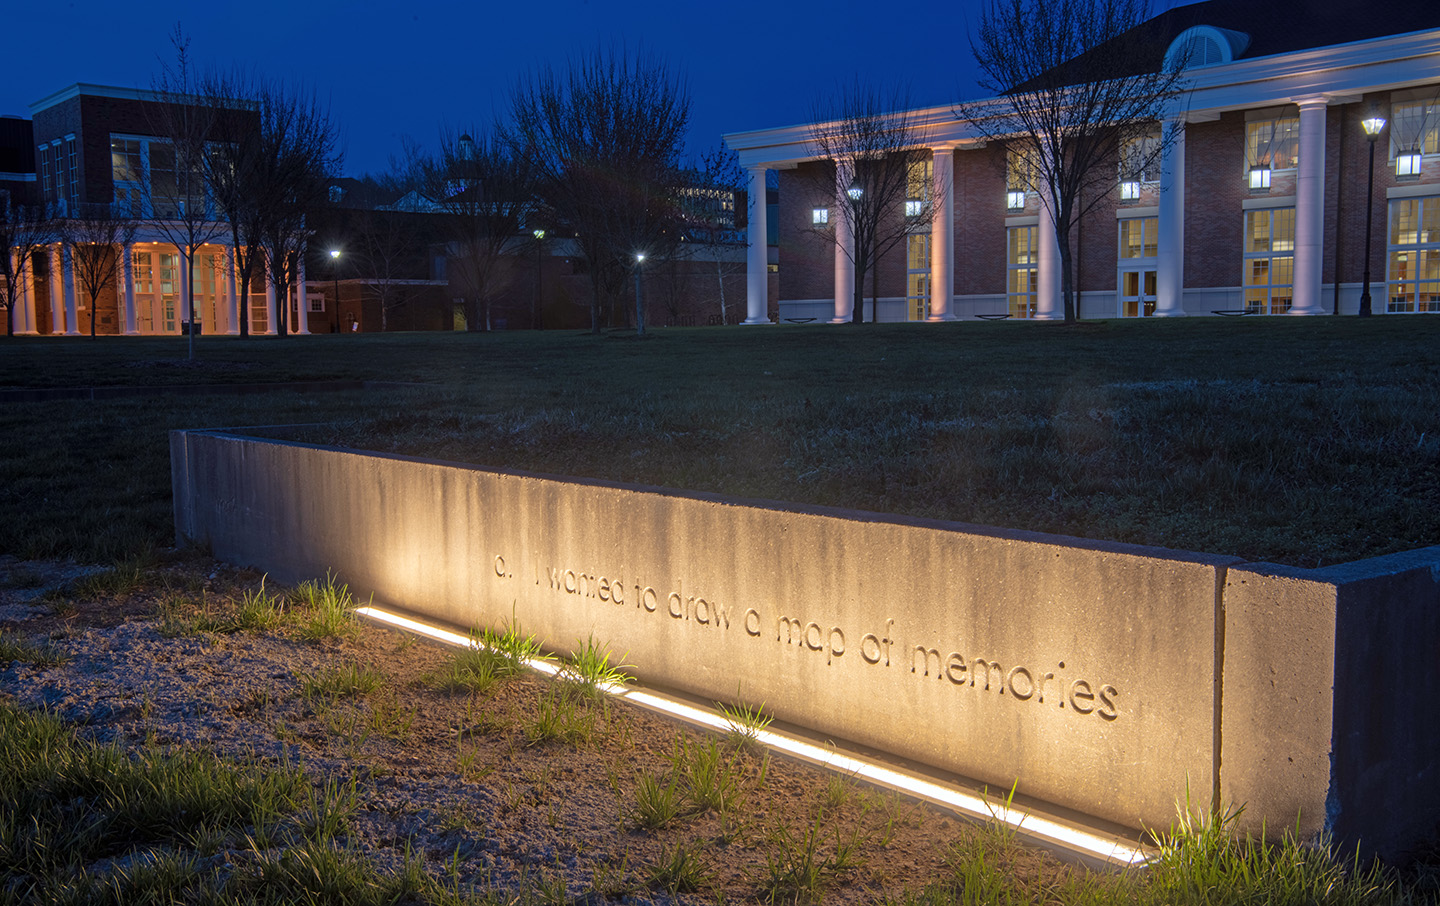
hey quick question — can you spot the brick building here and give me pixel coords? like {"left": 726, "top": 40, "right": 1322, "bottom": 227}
{"left": 725, "top": 0, "right": 1440, "bottom": 323}
{"left": 5, "top": 83, "right": 334, "bottom": 337}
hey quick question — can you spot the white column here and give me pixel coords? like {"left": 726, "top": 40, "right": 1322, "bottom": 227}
{"left": 1155, "top": 118, "right": 1187, "bottom": 317}
{"left": 1290, "top": 97, "right": 1329, "bottom": 315}
{"left": 227, "top": 249, "right": 241, "bottom": 335}
{"left": 295, "top": 250, "right": 310, "bottom": 334}
{"left": 61, "top": 244, "right": 79, "bottom": 335}
{"left": 12, "top": 250, "right": 37, "bottom": 334}
{"left": 264, "top": 271, "right": 278, "bottom": 335}
{"left": 928, "top": 147, "right": 956, "bottom": 321}
{"left": 121, "top": 243, "right": 136, "bottom": 335}
{"left": 742, "top": 166, "right": 770, "bottom": 325}
{"left": 1035, "top": 187, "right": 1062, "bottom": 320}
{"left": 49, "top": 246, "right": 64, "bottom": 334}
{"left": 833, "top": 158, "right": 856, "bottom": 323}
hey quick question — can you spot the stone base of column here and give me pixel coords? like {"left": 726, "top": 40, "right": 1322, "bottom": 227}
{"left": 925, "top": 312, "right": 958, "bottom": 322}
{"left": 1153, "top": 309, "right": 1187, "bottom": 318}
{"left": 739, "top": 316, "right": 772, "bottom": 326}
{"left": 1287, "top": 305, "right": 1327, "bottom": 316}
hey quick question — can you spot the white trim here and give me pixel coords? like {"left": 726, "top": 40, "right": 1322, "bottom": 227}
{"left": 1005, "top": 214, "right": 1039, "bottom": 227}
{"left": 1116, "top": 205, "right": 1159, "bottom": 219}
{"left": 1243, "top": 194, "right": 1297, "bottom": 210}
{"left": 1387, "top": 183, "right": 1440, "bottom": 199}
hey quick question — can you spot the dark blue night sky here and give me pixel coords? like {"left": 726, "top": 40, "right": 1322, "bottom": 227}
{"left": 4, "top": 0, "right": 1183, "bottom": 177}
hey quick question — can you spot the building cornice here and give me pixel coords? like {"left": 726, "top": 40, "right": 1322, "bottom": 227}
{"left": 726, "top": 26, "right": 1440, "bottom": 168}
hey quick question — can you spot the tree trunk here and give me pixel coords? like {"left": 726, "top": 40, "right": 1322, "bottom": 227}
{"left": 715, "top": 257, "right": 727, "bottom": 325}
{"left": 870, "top": 252, "right": 879, "bottom": 324}
{"left": 852, "top": 258, "right": 865, "bottom": 325}
{"left": 1058, "top": 230, "right": 1077, "bottom": 323}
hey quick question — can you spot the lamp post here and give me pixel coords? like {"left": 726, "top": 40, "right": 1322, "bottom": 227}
{"left": 328, "top": 249, "right": 341, "bottom": 333}
{"left": 634, "top": 253, "right": 646, "bottom": 337}
{"left": 533, "top": 229, "right": 545, "bottom": 330}
{"left": 1359, "top": 115, "right": 1387, "bottom": 317}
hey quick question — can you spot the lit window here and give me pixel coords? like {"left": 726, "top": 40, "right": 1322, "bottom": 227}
{"left": 1006, "top": 225, "right": 1038, "bottom": 318}
{"left": 1242, "top": 207, "right": 1295, "bottom": 314}
{"left": 905, "top": 200, "right": 923, "bottom": 217}
{"left": 1246, "top": 116, "right": 1300, "bottom": 172}
{"left": 1006, "top": 191, "right": 1025, "bottom": 211}
{"left": 812, "top": 207, "right": 829, "bottom": 225}
{"left": 1248, "top": 166, "right": 1272, "bottom": 191}
{"left": 1120, "top": 181, "right": 1141, "bottom": 200}
{"left": 1386, "top": 196, "right": 1440, "bottom": 313}
{"left": 1397, "top": 150, "right": 1423, "bottom": 178}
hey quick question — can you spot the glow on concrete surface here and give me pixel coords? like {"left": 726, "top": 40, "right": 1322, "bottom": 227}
{"left": 355, "top": 603, "right": 1154, "bottom": 867}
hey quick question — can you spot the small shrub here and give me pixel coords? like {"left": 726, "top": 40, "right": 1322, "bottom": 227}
{"left": 718, "top": 698, "right": 774, "bottom": 749}
{"left": 427, "top": 646, "right": 504, "bottom": 695}
{"left": 648, "top": 841, "right": 711, "bottom": 894}
{"left": 293, "top": 572, "right": 358, "bottom": 640}
{"left": 561, "top": 635, "right": 635, "bottom": 696}
{"left": 232, "top": 577, "right": 288, "bottom": 632}
{"left": 633, "top": 770, "right": 686, "bottom": 829}
{"left": 526, "top": 685, "right": 597, "bottom": 746}
{"left": 299, "top": 662, "right": 387, "bottom": 700}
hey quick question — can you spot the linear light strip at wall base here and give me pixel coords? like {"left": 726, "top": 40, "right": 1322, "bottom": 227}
{"left": 354, "top": 604, "right": 1154, "bottom": 868}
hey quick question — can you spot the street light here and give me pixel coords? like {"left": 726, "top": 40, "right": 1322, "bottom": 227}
{"left": 329, "top": 249, "right": 342, "bottom": 333}
{"left": 533, "top": 229, "right": 545, "bottom": 330}
{"left": 1359, "top": 114, "right": 1386, "bottom": 317}
{"left": 634, "top": 252, "right": 646, "bottom": 337}
{"left": 846, "top": 179, "right": 863, "bottom": 201}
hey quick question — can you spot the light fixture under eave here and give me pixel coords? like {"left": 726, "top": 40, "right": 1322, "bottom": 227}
{"left": 1397, "top": 148, "right": 1423, "bottom": 178}
{"left": 353, "top": 602, "right": 1155, "bottom": 868}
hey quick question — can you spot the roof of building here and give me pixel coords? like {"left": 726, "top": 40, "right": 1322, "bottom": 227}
{"left": 1153, "top": 0, "right": 1440, "bottom": 62}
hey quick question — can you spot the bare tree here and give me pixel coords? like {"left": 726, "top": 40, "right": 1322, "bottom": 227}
{"left": 809, "top": 82, "right": 938, "bottom": 324}
{"left": 197, "top": 72, "right": 339, "bottom": 338}
{"left": 62, "top": 204, "right": 138, "bottom": 337}
{"left": 351, "top": 209, "right": 429, "bottom": 332}
{"left": 960, "top": 0, "right": 1187, "bottom": 322}
{"left": 669, "top": 146, "right": 748, "bottom": 325}
{"left": 0, "top": 199, "right": 56, "bottom": 338}
{"left": 406, "top": 129, "right": 532, "bottom": 332}
{"left": 148, "top": 26, "right": 226, "bottom": 357}
{"left": 506, "top": 48, "right": 690, "bottom": 336}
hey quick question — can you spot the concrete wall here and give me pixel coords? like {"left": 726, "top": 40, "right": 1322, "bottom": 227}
{"left": 172, "top": 430, "right": 1440, "bottom": 857}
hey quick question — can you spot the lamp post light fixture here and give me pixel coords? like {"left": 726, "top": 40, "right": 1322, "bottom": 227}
{"left": 532, "top": 229, "right": 546, "bottom": 330}
{"left": 1359, "top": 114, "right": 1387, "bottom": 317}
{"left": 846, "top": 179, "right": 863, "bottom": 201}
{"left": 329, "top": 249, "right": 342, "bottom": 333}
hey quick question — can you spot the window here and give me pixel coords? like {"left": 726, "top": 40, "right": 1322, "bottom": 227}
{"left": 905, "top": 159, "right": 932, "bottom": 218}
{"left": 112, "top": 135, "right": 210, "bottom": 219}
{"left": 1242, "top": 207, "right": 1295, "bottom": 314}
{"left": 309, "top": 295, "right": 325, "bottom": 313}
{"left": 1387, "top": 196, "right": 1440, "bottom": 313}
{"left": 907, "top": 234, "right": 930, "bottom": 321}
{"left": 63, "top": 138, "right": 79, "bottom": 212}
{"left": 38, "top": 144, "right": 56, "bottom": 210}
{"left": 1118, "top": 218, "right": 1159, "bottom": 317}
{"left": 1246, "top": 116, "right": 1299, "bottom": 189}
{"left": 1391, "top": 98, "right": 1438, "bottom": 178}
{"left": 812, "top": 207, "right": 829, "bottom": 225}
{"left": 1007, "top": 225, "right": 1038, "bottom": 318}
{"left": 1006, "top": 145, "right": 1036, "bottom": 193}
{"left": 1120, "top": 132, "right": 1161, "bottom": 185}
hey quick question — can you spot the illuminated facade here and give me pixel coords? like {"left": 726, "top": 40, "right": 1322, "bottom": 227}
{"left": 725, "top": 0, "right": 1440, "bottom": 323}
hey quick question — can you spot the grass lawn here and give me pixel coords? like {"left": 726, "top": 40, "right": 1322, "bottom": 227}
{"left": 2, "top": 317, "right": 1438, "bottom": 567}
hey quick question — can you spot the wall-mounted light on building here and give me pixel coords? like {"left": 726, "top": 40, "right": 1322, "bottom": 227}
{"left": 1397, "top": 147, "right": 1423, "bottom": 178}
{"left": 904, "top": 199, "right": 922, "bottom": 217}
{"left": 1119, "top": 180, "right": 1141, "bottom": 201}
{"left": 812, "top": 207, "right": 829, "bottom": 225}
{"left": 1006, "top": 190, "right": 1025, "bottom": 211}
{"left": 1248, "top": 165, "right": 1271, "bottom": 191}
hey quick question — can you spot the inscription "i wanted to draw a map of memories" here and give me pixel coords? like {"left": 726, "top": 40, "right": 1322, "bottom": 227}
{"left": 489, "top": 554, "right": 1121, "bottom": 722}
